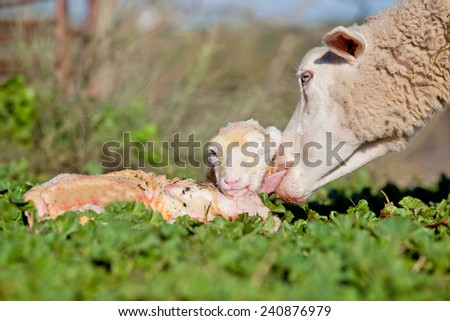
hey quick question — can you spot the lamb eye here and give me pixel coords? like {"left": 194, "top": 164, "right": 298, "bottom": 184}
{"left": 208, "top": 147, "right": 220, "bottom": 159}
{"left": 208, "top": 148, "right": 217, "bottom": 157}
{"left": 300, "top": 70, "right": 313, "bottom": 86}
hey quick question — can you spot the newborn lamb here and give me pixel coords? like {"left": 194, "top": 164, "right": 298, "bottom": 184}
{"left": 23, "top": 119, "right": 281, "bottom": 226}
{"left": 23, "top": 170, "right": 271, "bottom": 226}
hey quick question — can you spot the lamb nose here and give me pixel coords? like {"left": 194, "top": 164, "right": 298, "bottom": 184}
{"left": 224, "top": 178, "right": 241, "bottom": 185}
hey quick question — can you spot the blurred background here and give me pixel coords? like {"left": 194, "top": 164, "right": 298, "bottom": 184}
{"left": 0, "top": 0, "right": 448, "bottom": 188}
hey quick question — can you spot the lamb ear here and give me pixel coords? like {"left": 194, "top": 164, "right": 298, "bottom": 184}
{"left": 266, "top": 126, "right": 282, "bottom": 144}
{"left": 245, "top": 118, "right": 260, "bottom": 127}
{"left": 265, "top": 126, "right": 282, "bottom": 159}
{"left": 323, "top": 26, "right": 367, "bottom": 63}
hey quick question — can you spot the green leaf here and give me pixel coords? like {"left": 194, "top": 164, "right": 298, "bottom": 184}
{"left": 131, "top": 123, "right": 158, "bottom": 143}
{"left": 399, "top": 196, "right": 426, "bottom": 210}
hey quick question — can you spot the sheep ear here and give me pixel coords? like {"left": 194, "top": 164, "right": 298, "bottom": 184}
{"left": 265, "top": 126, "right": 282, "bottom": 159}
{"left": 323, "top": 26, "right": 366, "bottom": 63}
{"left": 266, "top": 126, "right": 282, "bottom": 144}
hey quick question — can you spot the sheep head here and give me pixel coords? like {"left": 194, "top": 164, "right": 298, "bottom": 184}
{"left": 207, "top": 119, "right": 281, "bottom": 198}
{"left": 275, "top": 27, "right": 380, "bottom": 204}
{"left": 275, "top": 0, "right": 450, "bottom": 204}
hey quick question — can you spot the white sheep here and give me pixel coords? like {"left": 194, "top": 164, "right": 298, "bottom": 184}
{"left": 24, "top": 120, "right": 281, "bottom": 226}
{"left": 271, "top": 0, "right": 449, "bottom": 204}
{"left": 24, "top": 171, "right": 274, "bottom": 227}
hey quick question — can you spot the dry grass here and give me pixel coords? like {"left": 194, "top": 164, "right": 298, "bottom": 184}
{"left": 1, "top": 2, "right": 449, "bottom": 186}
{"left": 5, "top": 4, "right": 318, "bottom": 179}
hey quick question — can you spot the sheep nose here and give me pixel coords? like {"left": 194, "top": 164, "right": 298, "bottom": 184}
{"left": 224, "top": 177, "right": 241, "bottom": 186}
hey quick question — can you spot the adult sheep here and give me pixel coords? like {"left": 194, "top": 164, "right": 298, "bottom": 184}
{"left": 270, "top": 0, "right": 449, "bottom": 204}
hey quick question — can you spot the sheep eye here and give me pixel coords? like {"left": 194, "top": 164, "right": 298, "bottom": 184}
{"left": 208, "top": 148, "right": 218, "bottom": 157}
{"left": 208, "top": 148, "right": 221, "bottom": 167}
{"left": 300, "top": 70, "right": 313, "bottom": 86}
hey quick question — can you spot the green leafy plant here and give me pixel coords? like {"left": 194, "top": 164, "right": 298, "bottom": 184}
{"left": 1, "top": 175, "right": 448, "bottom": 300}
{"left": 0, "top": 76, "right": 37, "bottom": 145}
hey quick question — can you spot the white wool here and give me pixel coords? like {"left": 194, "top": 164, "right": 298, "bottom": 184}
{"left": 347, "top": 0, "right": 449, "bottom": 147}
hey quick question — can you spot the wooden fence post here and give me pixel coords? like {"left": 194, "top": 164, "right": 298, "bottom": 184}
{"left": 85, "top": 0, "right": 100, "bottom": 98}
{"left": 84, "top": 0, "right": 116, "bottom": 99}
{"left": 55, "top": 0, "right": 70, "bottom": 97}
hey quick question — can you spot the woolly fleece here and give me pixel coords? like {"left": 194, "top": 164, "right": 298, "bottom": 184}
{"left": 345, "top": 0, "right": 449, "bottom": 150}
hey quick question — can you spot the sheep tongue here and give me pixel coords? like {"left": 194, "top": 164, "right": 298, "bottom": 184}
{"left": 260, "top": 170, "right": 287, "bottom": 194}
